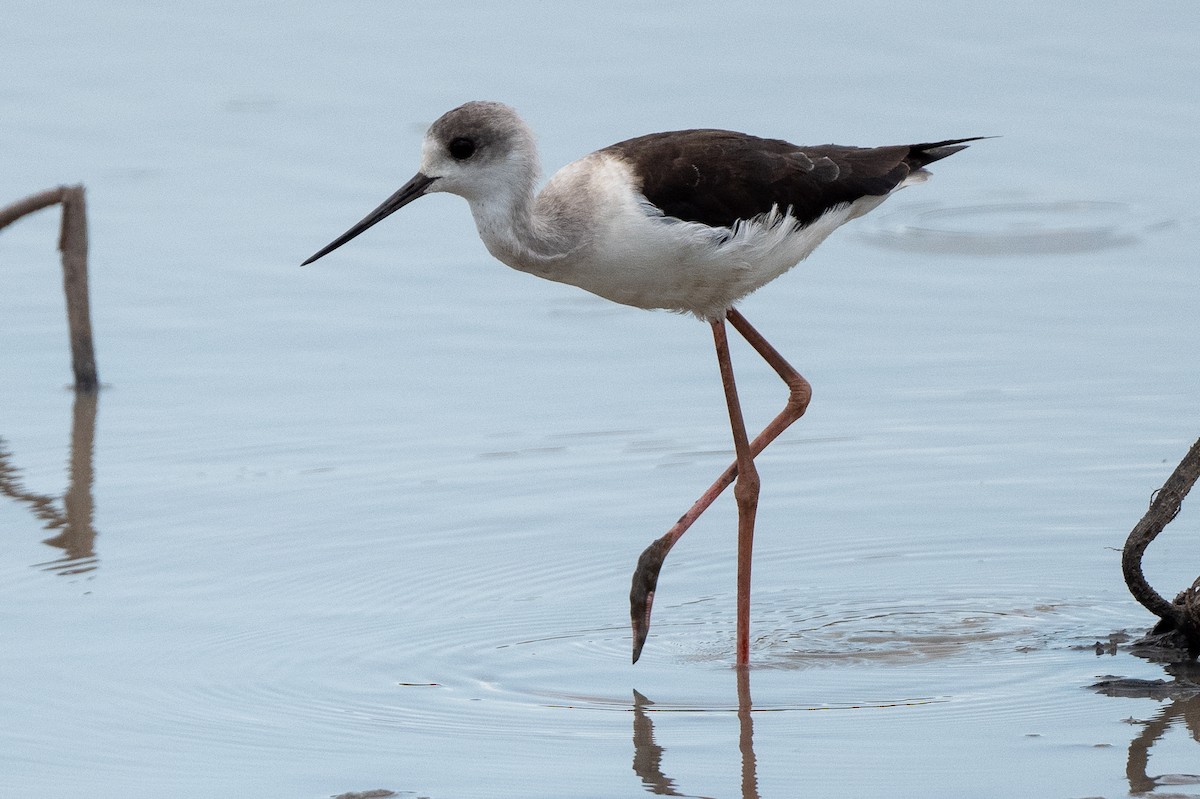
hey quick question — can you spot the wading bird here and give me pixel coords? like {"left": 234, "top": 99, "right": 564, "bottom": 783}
{"left": 303, "top": 100, "right": 979, "bottom": 667}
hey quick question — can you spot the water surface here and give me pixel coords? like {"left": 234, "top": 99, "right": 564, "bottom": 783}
{"left": 3, "top": 2, "right": 1199, "bottom": 797}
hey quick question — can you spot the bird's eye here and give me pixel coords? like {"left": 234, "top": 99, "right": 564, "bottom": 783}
{"left": 448, "top": 137, "right": 476, "bottom": 160}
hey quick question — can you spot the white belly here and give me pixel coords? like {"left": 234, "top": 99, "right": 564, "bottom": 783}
{"left": 561, "top": 192, "right": 886, "bottom": 320}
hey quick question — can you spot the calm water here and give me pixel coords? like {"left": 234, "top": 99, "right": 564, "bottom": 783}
{"left": 3, "top": 2, "right": 1200, "bottom": 797}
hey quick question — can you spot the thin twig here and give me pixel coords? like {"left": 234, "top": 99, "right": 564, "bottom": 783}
{"left": 0, "top": 187, "right": 66, "bottom": 230}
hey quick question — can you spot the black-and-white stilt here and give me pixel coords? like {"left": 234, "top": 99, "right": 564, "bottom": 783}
{"left": 303, "top": 101, "right": 980, "bottom": 667}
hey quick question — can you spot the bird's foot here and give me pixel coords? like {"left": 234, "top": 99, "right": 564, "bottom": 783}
{"left": 630, "top": 536, "right": 673, "bottom": 663}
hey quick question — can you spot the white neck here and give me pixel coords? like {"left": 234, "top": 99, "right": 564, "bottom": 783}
{"left": 463, "top": 165, "right": 585, "bottom": 279}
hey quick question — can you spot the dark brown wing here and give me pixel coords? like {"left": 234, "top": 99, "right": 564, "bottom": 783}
{"left": 603, "top": 130, "right": 982, "bottom": 229}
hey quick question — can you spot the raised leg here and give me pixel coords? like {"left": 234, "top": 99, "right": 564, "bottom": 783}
{"left": 630, "top": 308, "right": 812, "bottom": 663}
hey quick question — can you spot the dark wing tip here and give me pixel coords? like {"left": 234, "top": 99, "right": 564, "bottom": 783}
{"left": 908, "top": 136, "right": 995, "bottom": 167}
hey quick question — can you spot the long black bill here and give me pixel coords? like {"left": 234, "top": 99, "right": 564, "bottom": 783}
{"left": 301, "top": 172, "right": 437, "bottom": 265}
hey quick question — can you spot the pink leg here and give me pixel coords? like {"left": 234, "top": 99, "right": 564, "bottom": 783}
{"left": 630, "top": 308, "right": 812, "bottom": 664}
{"left": 711, "top": 317, "right": 759, "bottom": 667}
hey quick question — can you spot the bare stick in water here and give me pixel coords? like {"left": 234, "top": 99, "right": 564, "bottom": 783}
{"left": 0, "top": 185, "right": 98, "bottom": 392}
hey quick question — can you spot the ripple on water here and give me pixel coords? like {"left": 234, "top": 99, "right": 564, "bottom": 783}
{"left": 859, "top": 200, "right": 1172, "bottom": 256}
{"left": 163, "top": 556, "right": 1141, "bottom": 745}
{"left": 435, "top": 587, "right": 1139, "bottom": 721}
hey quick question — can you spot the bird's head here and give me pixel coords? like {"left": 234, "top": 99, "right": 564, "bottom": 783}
{"left": 302, "top": 101, "right": 539, "bottom": 266}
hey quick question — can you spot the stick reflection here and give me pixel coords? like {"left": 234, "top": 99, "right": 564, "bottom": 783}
{"left": 1094, "top": 662, "right": 1200, "bottom": 794}
{"left": 632, "top": 669, "right": 760, "bottom": 799}
{"left": 0, "top": 391, "right": 99, "bottom": 574}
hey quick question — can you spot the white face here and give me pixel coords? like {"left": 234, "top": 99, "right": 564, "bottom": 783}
{"left": 303, "top": 101, "right": 538, "bottom": 266}
{"left": 415, "top": 102, "right": 540, "bottom": 204}
{"left": 418, "top": 131, "right": 535, "bottom": 204}
{"left": 417, "top": 135, "right": 474, "bottom": 194}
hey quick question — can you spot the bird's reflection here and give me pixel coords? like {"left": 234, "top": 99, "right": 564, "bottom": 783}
{"left": 736, "top": 669, "right": 759, "bottom": 799}
{"left": 0, "top": 391, "right": 99, "bottom": 574}
{"left": 632, "top": 690, "right": 684, "bottom": 797}
{"left": 632, "top": 669, "right": 760, "bottom": 799}
{"left": 1093, "top": 662, "right": 1200, "bottom": 794}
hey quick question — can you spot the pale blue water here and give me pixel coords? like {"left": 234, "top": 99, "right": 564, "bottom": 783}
{"left": 3, "top": 2, "right": 1200, "bottom": 797}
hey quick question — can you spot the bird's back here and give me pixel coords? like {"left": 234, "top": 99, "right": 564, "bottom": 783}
{"left": 602, "top": 130, "right": 980, "bottom": 230}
